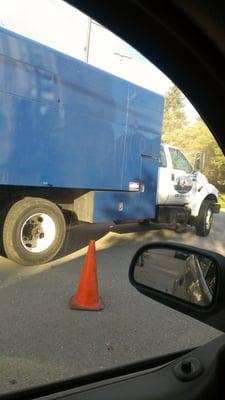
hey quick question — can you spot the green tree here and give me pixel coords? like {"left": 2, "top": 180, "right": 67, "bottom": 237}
{"left": 162, "top": 85, "right": 225, "bottom": 187}
{"left": 162, "top": 85, "right": 188, "bottom": 144}
{"left": 182, "top": 122, "right": 225, "bottom": 187}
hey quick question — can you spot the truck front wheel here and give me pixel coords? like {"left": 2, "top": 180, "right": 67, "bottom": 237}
{"left": 195, "top": 200, "right": 213, "bottom": 237}
{"left": 3, "top": 198, "right": 66, "bottom": 265}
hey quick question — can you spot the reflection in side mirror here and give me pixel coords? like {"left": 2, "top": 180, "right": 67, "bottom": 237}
{"left": 134, "top": 247, "right": 217, "bottom": 307}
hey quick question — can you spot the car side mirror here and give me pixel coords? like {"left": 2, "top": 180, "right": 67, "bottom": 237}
{"left": 194, "top": 152, "right": 205, "bottom": 171}
{"left": 129, "top": 242, "right": 225, "bottom": 332}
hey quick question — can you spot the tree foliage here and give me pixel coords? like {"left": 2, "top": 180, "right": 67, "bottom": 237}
{"left": 162, "top": 85, "right": 225, "bottom": 188}
{"left": 162, "top": 85, "right": 187, "bottom": 141}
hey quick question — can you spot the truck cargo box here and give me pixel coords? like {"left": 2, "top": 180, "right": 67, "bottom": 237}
{"left": 0, "top": 27, "right": 163, "bottom": 198}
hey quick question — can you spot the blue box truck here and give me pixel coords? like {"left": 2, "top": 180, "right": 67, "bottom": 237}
{"left": 0, "top": 27, "right": 220, "bottom": 265}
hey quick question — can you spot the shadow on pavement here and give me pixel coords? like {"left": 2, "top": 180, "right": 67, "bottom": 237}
{"left": 51, "top": 213, "right": 225, "bottom": 262}
{"left": 57, "top": 220, "right": 194, "bottom": 259}
{"left": 57, "top": 222, "right": 111, "bottom": 258}
{"left": 0, "top": 211, "right": 224, "bottom": 269}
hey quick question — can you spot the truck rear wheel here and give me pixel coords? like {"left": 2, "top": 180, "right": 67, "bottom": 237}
{"left": 3, "top": 198, "right": 66, "bottom": 265}
{"left": 195, "top": 200, "right": 213, "bottom": 237}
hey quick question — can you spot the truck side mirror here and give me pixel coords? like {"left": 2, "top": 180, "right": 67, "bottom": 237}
{"left": 194, "top": 152, "right": 205, "bottom": 171}
{"left": 129, "top": 242, "right": 225, "bottom": 332}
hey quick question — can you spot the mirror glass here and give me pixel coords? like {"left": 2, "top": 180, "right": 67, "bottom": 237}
{"left": 134, "top": 248, "right": 217, "bottom": 307}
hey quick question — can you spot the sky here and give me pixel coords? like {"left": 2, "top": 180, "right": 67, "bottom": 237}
{"left": 0, "top": 0, "right": 198, "bottom": 121}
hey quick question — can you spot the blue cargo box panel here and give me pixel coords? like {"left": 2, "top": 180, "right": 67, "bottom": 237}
{"left": 74, "top": 154, "right": 159, "bottom": 222}
{"left": 0, "top": 27, "right": 163, "bottom": 194}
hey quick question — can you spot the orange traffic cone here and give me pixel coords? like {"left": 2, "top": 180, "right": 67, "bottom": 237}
{"left": 70, "top": 240, "right": 104, "bottom": 311}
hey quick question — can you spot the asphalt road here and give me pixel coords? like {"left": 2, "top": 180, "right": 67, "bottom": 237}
{"left": 0, "top": 211, "right": 224, "bottom": 394}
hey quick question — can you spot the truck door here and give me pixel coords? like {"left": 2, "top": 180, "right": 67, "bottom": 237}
{"left": 164, "top": 146, "right": 197, "bottom": 205}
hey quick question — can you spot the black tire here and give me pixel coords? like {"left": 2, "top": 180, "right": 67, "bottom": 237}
{"left": 3, "top": 198, "right": 66, "bottom": 265}
{"left": 195, "top": 200, "right": 213, "bottom": 237}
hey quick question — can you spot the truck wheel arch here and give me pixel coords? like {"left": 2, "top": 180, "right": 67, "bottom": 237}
{"left": 191, "top": 192, "right": 218, "bottom": 218}
{"left": 204, "top": 194, "right": 218, "bottom": 203}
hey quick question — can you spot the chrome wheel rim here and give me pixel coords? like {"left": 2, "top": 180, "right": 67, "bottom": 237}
{"left": 20, "top": 213, "right": 56, "bottom": 253}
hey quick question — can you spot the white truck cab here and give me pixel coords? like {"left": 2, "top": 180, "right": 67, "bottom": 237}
{"left": 156, "top": 144, "right": 220, "bottom": 236}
